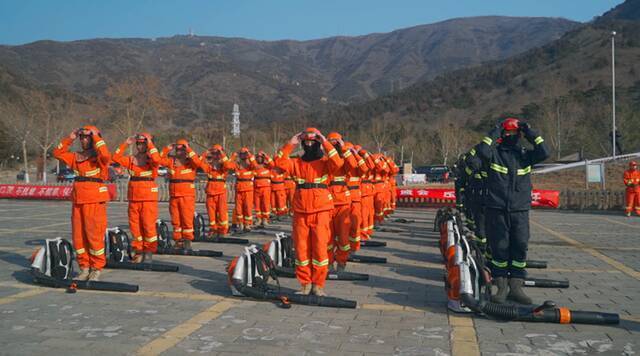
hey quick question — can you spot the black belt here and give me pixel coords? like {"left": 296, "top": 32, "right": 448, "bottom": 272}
{"left": 285, "top": 178, "right": 295, "bottom": 181}
{"left": 348, "top": 186, "right": 360, "bottom": 190}
{"left": 373, "top": 181, "right": 384, "bottom": 184}
{"left": 130, "top": 177, "right": 154, "bottom": 182}
{"left": 169, "top": 179, "right": 194, "bottom": 184}
{"left": 208, "top": 178, "right": 225, "bottom": 182}
{"left": 255, "top": 177, "right": 270, "bottom": 180}
{"left": 297, "top": 183, "right": 328, "bottom": 189}
{"left": 74, "top": 177, "right": 103, "bottom": 183}
{"left": 272, "top": 181, "right": 284, "bottom": 185}
{"left": 329, "top": 181, "right": 347, "bottom": 186}
{"left": 236, "top": 178, "right": 253, "bottom": 182}
{"left": 362, "top": 180, "right": 372, "bottom": 183}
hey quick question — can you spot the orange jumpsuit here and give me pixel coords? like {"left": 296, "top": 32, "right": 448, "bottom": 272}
{"left": 360, "top": 152, "right": 377, "bottom": 240}
{"left": 328, "top": 148, "right": 358, "bottom": 265}
{"left": 112, "top": 141, "right": 160, "bottom": 253}
{"left": 386, "top": 157, "right": 400, "bottom": 214}
{"left": 284, "top": 166, "right": 296, "bottom": 214}
{"left": 229, "top": 158, "right": 257, "bottom": 226}
{"left": 276, "top": 141, "right": 343, "bottom": 288}
{"left": 160, "top": 146, "right": 202, "bottom": 241}
{"left": 373, "top": 154, "right": 390, "bottom": 224}
{"left": 254, "top": 166, "right": 273, "bottom": 222}
{"left": 624, "top": 169, "right": 640, "bottom": 215}
{"left": 270, "top": 170, "right": 288, "bottom": 216}
{"left": 53, "top": 136, "right": 111, "bottom": 270}
{"left": 347, "top": 151, "right": 369, "bottom": 251}
{"left": 201, "top": 152, "right": 233, "bottom": 235}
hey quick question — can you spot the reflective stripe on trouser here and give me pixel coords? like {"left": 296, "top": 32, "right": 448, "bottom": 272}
{"left": 374, "top": 191, "right": 386, "bottom": 223}
{"left": 235, "top": 190, "right": 254, "bottom": 225}
{"left": 169, "top": 195, "right": 196, "bottom": 241}
{"left": 271, "top": 190, "right": 288, "bottom": 216}
{"left": 128, "top": 200, "right": 158, "bottom": 252}
{"left": 72, "top": 202, "right": 107, "bottom": 270}
{"left": 254, "top": 187, "right": 271, "bottom": 220}
{"left": 293, "top": 210, "right": 331, "bottom": 288}
{"left": 485, "top": 208, "right": 530, "bottom": 279}
{"left": 349, "top": 200, "right": 362, "bottom": 252}
{"left": 360, "top": 195, "right": 375, "bottom": 240}
{"left": 625, "top": 189, "right": 640, "bottom": 214}
{"left": 330, "top": 204, "right": 351, "bottom": 264}
{"left": 206, "top": 192, "right": 229, "bottom": 234}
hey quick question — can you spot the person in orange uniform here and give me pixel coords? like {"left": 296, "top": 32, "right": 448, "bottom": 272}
{"left": 326, "top": 132, "right": 358, "bottom": 271}
{"left": 200, "top": 144, "right": 233, "bottom": 238}
{"left": 283, "top": 162, "right": 296, "bottom": 216}
{"left": 372, "top": 153, "right": 390, "bottom": 224}
{"left": 345, "top": 142, "right": 369, "bottom": 252}
{"left": 270, "top": 166, "right": 289, "bottom": 220}
{"left": 358, "top": 146, "right": 376, "bottom": 241}
{"left": 624, "top": 161, "right": 640, "bottom": 217}
{"left": 112, "top": 133, "right": 161, "bottom": 262}
{"left": 385, "top": 155, "right": 400, "bottom": 215}
{"left": 228, "top": 147, "right": 257, "bottom": 232}
{"left": 276, "top": 128, "right": 344, "bottom": 296}
{"left": 53, "top": 125, "right": 111, "bottom": 281}
{"left": 253, "top": 151, "right": 274, "bottom": 228}
{"left": 159, "top": 139, "right": 202, "bottom": 249}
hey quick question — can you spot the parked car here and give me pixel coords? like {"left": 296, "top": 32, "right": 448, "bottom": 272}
{"left": 157, "top": 166, "right": 168, "bottom": 177}
{"left": 16, "top": 170, "right": 26, "bottom": 181}
{"left": 56, "top": 168, "right": 76, "bottom": 183}
{"left": 414, "top": 165, "right": 450, "bottom": 183}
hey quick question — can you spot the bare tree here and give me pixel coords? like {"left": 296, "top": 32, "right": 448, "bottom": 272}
{"left": 370, "top": 117, "right": 391, "bottom": 152}
{"left": 106, "top": 76, "right": 171, "bottom": 145}
{"left": 0, "top": 100, "right": 35, "bottom": 182}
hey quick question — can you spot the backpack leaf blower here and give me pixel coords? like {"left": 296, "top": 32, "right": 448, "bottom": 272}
{"left": 227, "top": 244, "right": 357, "bottom": 308}
{"left": 104, "top": 227, "right": 179, "bottom": 272}
{"left": 264, "top": 233, "right": 369, "bottom": 281}
{"left": 192, "top": 212, "right": 250, "bottom": 244}
{"left": 155, "top": 219, "right": 223, "bottom": 257}
{"left": 30, "top": 237, "right": 139, "bottom": 293}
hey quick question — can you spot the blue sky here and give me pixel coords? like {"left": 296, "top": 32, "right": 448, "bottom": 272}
{"left": 0, "top": 0, "right": 625, "bottom": 45}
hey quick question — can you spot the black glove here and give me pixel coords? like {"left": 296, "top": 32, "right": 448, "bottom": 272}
{"left": 518, "top": 121, "right": 531, "bottom": 132}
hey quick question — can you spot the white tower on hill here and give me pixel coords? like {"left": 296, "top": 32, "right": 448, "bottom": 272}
{"left": 232, "top": 104, "right": 240, "bottom": 138}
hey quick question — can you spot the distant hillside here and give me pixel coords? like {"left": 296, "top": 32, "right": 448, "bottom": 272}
{"left": 0, "top": 16, "right": 577, "bottom": 124}
{"left": 318, "top": 0, "right": 640, "bottom": 163}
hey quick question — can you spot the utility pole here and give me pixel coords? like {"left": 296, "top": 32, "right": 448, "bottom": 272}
{"left": 611, "top": 31, "right": 617, "bottom": 158}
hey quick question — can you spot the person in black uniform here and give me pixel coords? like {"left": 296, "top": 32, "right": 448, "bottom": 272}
{"left": 472, "top": 117, "right": 550, "bottom": 304}
{"left": 453, "top": 154, "right": 468, "bottom": 211}
{"left": 465, "top": 148, "right": 488, "bottom": 253}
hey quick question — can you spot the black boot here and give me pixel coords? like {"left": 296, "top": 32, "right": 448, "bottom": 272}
{"left": 491, "top": 276, "right": 509, "bottom": 304}
{"left": 508, "top": 278, "right": 533, "bottom": 304}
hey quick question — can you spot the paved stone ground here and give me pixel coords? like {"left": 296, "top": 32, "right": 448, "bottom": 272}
{"left": 0, "top": 200, "right": 638, "bottom": 355}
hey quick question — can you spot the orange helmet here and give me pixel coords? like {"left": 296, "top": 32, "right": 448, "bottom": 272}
{"left": 239, "top": 147, "right": 250, "bottom": 153}
{"left": 175, "top": 139, "right": 189, "bottom": 149}
{"left": 79, "top": 125, "right": 101, "bottom": 138}
{"left": 136, "top": 132, "right": 153, "bottom": 143}
{"left": 210, "top": 144, "right": 223, "bottom": 152}
{"left": 301, "top": 127, "right": 321, "bottom": 142}
{"left": 631, "top": 161, "right": 638, "bottom": 168}
{"left": 327, "top": 132, "right": 342, "bottom": 141}
{"left": 343, "top": 141, "right": 354, "bottom": 150}
{"left": 502, "top": 118, "right": 520, "bottom": 132}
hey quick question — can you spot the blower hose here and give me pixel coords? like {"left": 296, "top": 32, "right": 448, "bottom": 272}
{"left": 460, "top": 294, "right": 618, "bottom": 325}
{"left": 526, "top": 260, "right": 547, "bottom": 269}
{"left": 193, "top": 237, "right": 250, "bottom": 245}
{"left": 106, "top": 261, "right": 179, "bottom": 272}
{"left": 275, "top": 267, "right": 369, "bottom": 281}
{"left": 234, "top": 282, "right": 357, "bottom": 309}
{"left": 524, "top": 278, "right": 569, "bottom": 289}
{"left": 32, "top": 270, "right": 139, "bottom": 293}
{"left": 157, "top": 248, "right": 223, "bottom": 257}
{"left": 348, "top": 255, "right": 387, "bottom": 264}
{"left": 360, "top": 240, "right": 387, "bottom": 248}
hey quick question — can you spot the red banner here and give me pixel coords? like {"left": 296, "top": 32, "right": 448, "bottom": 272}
{"left": 0, "top": 184, "right": 118, "bottom": 201}
{"left": 396, "top": 188, "right": 559, "bottom": 209}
